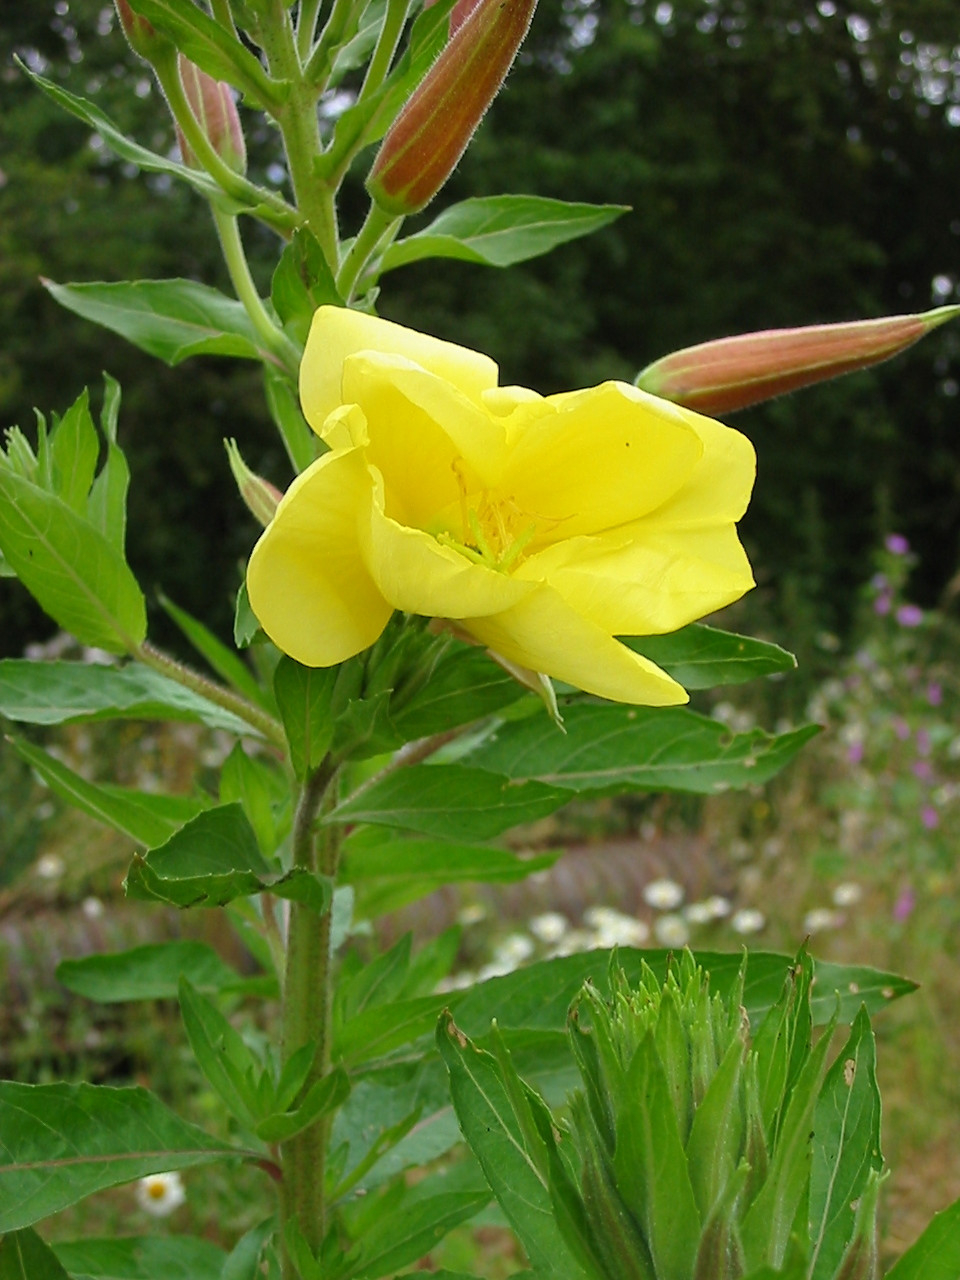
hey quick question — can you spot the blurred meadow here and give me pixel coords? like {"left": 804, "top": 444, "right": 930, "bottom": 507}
{"left": 2, "top": 0, "right": 960, "bottom": 1270}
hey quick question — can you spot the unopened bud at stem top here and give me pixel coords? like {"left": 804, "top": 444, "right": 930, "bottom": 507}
{"left": 636, "top": 305, "right": 960, "bottom": 415}
{"left": 366, "top": 0, "right": 538, "bottom": 215}
{"left": 114, "top": 0, "right": 170, "bottom": 60}
{"left": 176, "top": 54, "right": 247, "bottom": 175}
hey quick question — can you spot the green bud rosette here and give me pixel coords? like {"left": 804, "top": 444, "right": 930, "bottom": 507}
{"left": 441, "top": 949, "right": 885, "bottom": 1280}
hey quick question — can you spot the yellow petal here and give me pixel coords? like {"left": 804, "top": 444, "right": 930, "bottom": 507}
{"left": 341, "top": 353, "right": 508, "bottom": 522}
{"left": 650, "top": 404, "right": 756, "bottom": 526}
{"left": 518, "top": 524, "right": 755, "bottom": 635}
{"left": 300, "top": 306, "right": 499, "bottom": 430}
{"left": 362, "top": 470, "right": 534, "bottom": 618}
{"left": 247, "top": 449, "right": 392, "bottom": 666}
{"left": 462, "top": 584, "right": 688, "bottom": 705}
{"left": 500, "top": 381, "right": 703, "bottom": 545}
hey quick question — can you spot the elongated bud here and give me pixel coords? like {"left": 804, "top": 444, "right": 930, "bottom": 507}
{"left": 176, "top": 54, "right": 247, "bottom": 175}
{"left": 635, "top": 305, "right": 960, "bottom": 415}
{"left": 366, "top": 0, "right": 538, "bottom": 215}
{"left": 225, "top": 439, "right": 281, "bottom": 526}
{"left": 114, "top": 0, "right": 166, "bottom": 59}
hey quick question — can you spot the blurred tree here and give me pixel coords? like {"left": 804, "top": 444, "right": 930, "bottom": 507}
{"left": 2, "top": 0, "right": 960, "bottom": 658}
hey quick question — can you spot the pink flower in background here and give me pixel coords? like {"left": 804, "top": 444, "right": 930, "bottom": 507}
{"left": 912, "top": 760, "right": 933, "bottom": 782}
{"left": 893, "top": 717, "right": 911, "bottom": 741}
{"left": 896, "top": 604, "right": 924, "bottom": 627}
{"left": 920, "top": 804, "right": 939, "bottom": 830}
{"left": 927, "top": 682, "right": 943, "bottom": 707}
{"left": 874, "top": 593, "right": 892, "bottom": 616}
{"left": 916, "top": 727, "right": 932, "bottom": 756}
{"left": 885, "top": 533, "right": 910, "bottom": 555}
{"left": 893, "top": 886, "right": 915, "bottom": 922}
{"left": 847, "top": 740, "right": 864, "bottom": 765}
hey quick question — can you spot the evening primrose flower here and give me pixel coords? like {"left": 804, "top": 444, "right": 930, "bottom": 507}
{"left": 247, "top": 308, "right": 756, "bottom": 705}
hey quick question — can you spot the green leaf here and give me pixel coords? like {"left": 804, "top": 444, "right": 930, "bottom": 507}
{"left": 0, "top": 467, "right": 146, "bottom": 653}
{"left": 125, "top": 0, "right": 287, "bottom": 108}
{"left": 42, "top": 279, "right": 271, "bottom": 366}
{"left": 17, "top": 63, "right": 237, "bottom": 211}
{"left": 437, "top": 1015, "right": 590, "bottom": 1280}
{"left": 336, "top": 993, "right": 462, "bottom": 1065}
{"left": 380, "top": 196, "right": 629, "bottom": 272}
{"left": 50, "top": 388, "right": 100, "bottom": 514}
{"left": 57, "top": 940, "right": 255, "bottom": 1003}
{"left": 10, "top": 735, "right": 207, "bottom": 846}
{"left": 271, "top": 228, "right": 342, "bottom": 347}
{"left": 884, "top": 1196, "right": 960, "bottom": 1280}
{"left": 808, "top": 1008, "right": 882, "bottom": 1280}
{"left": 124, "top": 804, "right": 332, "bottom": 911}
{"left": 220, "top": 742, "right": 285, "bottom": 856}
{"left": 342, "top": 829, "right": 560, "bottom": 918}
{"left": 388, "top": 645, "right": 527, "bottom": 742}
{"left": 463, "top": 704, "right": 820, "bottom": 796}
{"left": 0, "top": 1081, "right": 239, "bottom": 1231}
{"left": 452, "top": 951, "right": 914, "bottom": 1041}
{"left": 159, "top": 593, "right": 270, "bottom": 710}
{"left": 0, "top": 659, "right": 259, "bottom": 736}
{"left": 87, "top": 375, "right": 131, "bottom": 556}
{"left": 349, "top": 1165, "right": 491, "bottom": 1280}
{"left": 263, "top": 366, "right": 317, "bottom": 474}
{"left": 255, "top": 1066, "right": 351, "bottom": 1143}
{"left": 51, "top": 1235, "right": 227, "bottom": 1280}
{"left": 273, "top": 657, "right": 337, "bottom": 779}
{"left": 0, "top": 1230, "right": 71, "bottom": 1280}
{"left": 612, "top": 1035, "right": 701, "bottom": 1280}
{"left": 179, "top": 977, "right": 262, "bottom": 1127}
{"left": 221, "top": 1218, "right": 280, "bottom": 1280}
{"left": 331, "top": 764, "right": 569, "bottom": 840}
{"left": 623, "top": 624, "right": 797, "bottom": 689}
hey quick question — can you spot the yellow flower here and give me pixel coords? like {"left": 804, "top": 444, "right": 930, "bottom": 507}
{"left": 247, "top": 308, "right": 756, "bottom": 705}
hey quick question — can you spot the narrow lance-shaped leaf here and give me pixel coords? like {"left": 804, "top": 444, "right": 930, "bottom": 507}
{"left": 379, "top": 196, "right": 629, "bottom": 271}
{"left": 463, "top": 703, "right": 820, "bottom": 797}
{"left": 57, "top": 939, "right": 264, "bottom": 1004}
{"left": 51, "top": 1235, "right": 226, "bottom": 1280}
{"left": 0, "top": 1230, "right": 71, "bottom": 1280}
{"left": 0, "top": 469, "right": 146, "bottom": 653}
{"left": 0, "top": 1081, "right": 243, "bottom": 1232}
{"left": 42, "top": 279, "right": 275, "bottom": 367}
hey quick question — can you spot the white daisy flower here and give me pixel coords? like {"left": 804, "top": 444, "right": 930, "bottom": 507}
{"left": 654, "top": 914, "right": 690, "bottom": 947}
{"left": 529, "top": 912, "right": 568, "bottom": 944}
{"left": 832, "top": 883, "right": 862, "bottom": 908}
{"left": 642, "top": 878, "right": 685, "bottom": 911}
{"left": 136, "top": 1172, "right": 186, "bottom": 1217}
{"left": 803, "top": 908, "right": 843, "bottom": 934}
{"left": 730, "top": 908, "right": 765, "bottom": 935}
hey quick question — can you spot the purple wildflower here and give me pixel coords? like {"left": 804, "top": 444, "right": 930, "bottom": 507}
{"left": 847, "top": 740, "right": 864, "bottom": 765}
{"left": 920, "top": 804, "right": 940, "bottom": 830}
{"left": 896, "top": 604, "right": 924, "bottom": 627}
{"left": 885, "top": 533, "right": 910, "bottom": 555}
{"left": 927, "top": 682, "right": 943, "bottom": 707}
{"left": 874, "top": 593, "right": 892, "bottom": 616}
{"left": 893, "top": 886, "right": 915, "bottom": 922}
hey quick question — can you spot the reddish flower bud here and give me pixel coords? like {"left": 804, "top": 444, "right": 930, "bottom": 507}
{"left": 635, "top": 305, "right": 960, "bottom": 415}
{"left": 114, "top": 0, "right": 168, "bottom": 61}
{"left": 366, "top": 0, "right": 538, "bottom": 215}
{"left": 176, "top": 54, "right": 247, "bottom": 175}
{"left": 225, "top": 439, "right": 281, "bottom": 527}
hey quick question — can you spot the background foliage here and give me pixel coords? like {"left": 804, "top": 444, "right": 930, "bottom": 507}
{"left": 3, "top": 0, "right": 960, "bottom": 658}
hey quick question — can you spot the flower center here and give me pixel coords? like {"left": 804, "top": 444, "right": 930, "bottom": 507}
{"left": 435, "top": 459, "right": 537, "bottom": 572}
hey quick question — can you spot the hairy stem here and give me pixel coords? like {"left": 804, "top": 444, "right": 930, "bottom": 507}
{"left": 212, "top": 207, "right": 301, "bottom": 375}
{"left": 336, "top": 202, "right": 401, "bottom": 302}
{"left": 134, "top": 640, "right": 286, "bottom": 747}
{"left": 279, "top": 759, "right": 341, "bottom": 1273}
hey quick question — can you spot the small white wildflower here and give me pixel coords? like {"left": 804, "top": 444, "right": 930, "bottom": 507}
{"left": 803, "top": 908, "right": 843, "bottom": 934}
{"left": 596, "top": 918, "right": 650, "bottom": 948}
{"left": 493, "top": 933, "right": 535, "bottom": 967}
{"left": 529, "top": 912, "right": 568, "bottom": 944}
{"left": 683, "top": 900, "right": 715, "bottom": 924}
{"left": 730, "top": 908, "right": 765, "bottom": 935}
{"left": 583, "top": 905, "right": 621, "bottom": 930}
{"left": 477, "top": 960, "right": 514, "bottom": 981}
{"left": 654, "top": 914, "right": 690, "bottom": 947}
{"left": 136, "top": 1172, "right": 186, "bottom": 1217}
{"left": 457, "top": 903, "right": 487, "bottom": 926}
{"left": 704, "top": 895, "right": 732, "bottom": 918}
{"left": 642, "top": 878, "right": 684, "bottom": 911}
{"left": 435, "top": 971, "right": 477, "bottom": 993}
{"left": 549, "top": 929, "right": 594, "bottom": 957}
{"left": 832, "top": 882, "right": 862, "bottom": 908}
{"left": 81, "top": 896, "right": 105, "bottom": 920}
{"left": 36, "top": 853, "right": 65, "bottom": 881}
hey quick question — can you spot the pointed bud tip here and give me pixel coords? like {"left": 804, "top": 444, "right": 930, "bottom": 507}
{"left": 637, "top": 306, "right": 960, "bottom": 415}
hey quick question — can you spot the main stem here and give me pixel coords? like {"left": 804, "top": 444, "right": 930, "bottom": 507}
{"left": 280, "top": 758, "right": 341, "bottom": 1272}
